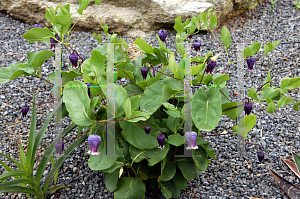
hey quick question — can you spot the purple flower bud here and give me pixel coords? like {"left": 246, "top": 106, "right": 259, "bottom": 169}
{"left": 141, "top": 66, "right": 149, "bottom": 80}
{"left": 86, "top": 83, "right": 92, "bottom": 98}
{"left": 144, "top": 126, "right": 151, "bottom": 135}
{"left": 33, "top": 24, "right": 43, "bottom": 28}
{"left": 192, "top": 39, "right": 201, "bottom": 52}
{"left": 55, "top": 141, "right": 64, "bottom": 156}
{"left": 187, "top": 35, "right": 193, "bottom": 40}
{"left": 206, "top": 59, "right": 217, "bottom": 75}
{"left": 157, "top": 134, "right": 165, "bottom": 150}
{"left": 50, "top": 34, "right": 60, "bottom": 49}
{"left": 88, "top": 134, "right": 101, "bottom": 155}
{"left": 21, "top": 105, "right": 29, "bottom": 118}
{"left": 158, "top": 30, "right": 167, "bottom": 43}
{"left": 184, "top": 131, "right": 198, "bottom": 150}
{"left": 257, "top": 152, "right": 264, "bottom": 163}
{"left": 69, "top": 52, "right": 78, "bottom": 69}
{"left": 244, "top": 102, "right": 252, "bottom": 115}
{"left": 246, "top": 56, "right": 255, "bottom": 71}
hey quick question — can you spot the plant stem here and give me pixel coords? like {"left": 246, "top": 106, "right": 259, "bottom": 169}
{"left": 34, "top": 74, "right": 54, "bottom": 86}
{"left": 219, "top": 89, "right": 232, "bottom": 102}
{"left": 63, "top": 127, "right": 92, "bottom": 141}
{"left": 115, "top": 64, "right": 145, "bottom": 91}
{"left": 171, "top": 146, "right": 177, "bottom": 162}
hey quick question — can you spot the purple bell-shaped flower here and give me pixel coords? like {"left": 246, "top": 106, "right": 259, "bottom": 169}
{"left": 257, "top": 151, "right": 264, "bottom": 163}
{"left": 50, "top": 34, "right": 60, "bottom": 49}
{"left": 144, "top": 126, "right": 151, "bottom": 135}
{"left": 158, "top": 30, "right": 167, "bottom": 43}
{"left": 88, "top": 134, "right": 101, "bottom": 155}
{"left": 55, "top": 141, "right": 64, "bottom": 156}
{"left": 244, "top": 102, "right": 252, "bottom": 115}
{"left": 21, "top": 105, "right": 29, "bottom": 118}
{"left": 33, "top": 24, "right": 43, "bottom": 28}
{"left": 157, "top": 134, "right": 165, "bottom": 150}
{"left": 141, "top": 66, "right": 149, "bottom": 80}
{"left": 206, "top": 59, "right": 217, "bottom": 75}
{"left": 69, "top": 51, "right": 78, "bottom": 69}
{"left": 184, "top": 131, "right": 198, "bottom": 150}
{"left": 246, "top": 56, "right": 255, "bottom": 71}
{"left": 187, "top": 35, "right": 193, "bottom": 40}
{"left": 192, "top": 39, "right": 201, "bottom": 52}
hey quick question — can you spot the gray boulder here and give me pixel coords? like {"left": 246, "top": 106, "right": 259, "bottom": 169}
{"left": 0, "top": 0, "right": 262, "bottom": 39}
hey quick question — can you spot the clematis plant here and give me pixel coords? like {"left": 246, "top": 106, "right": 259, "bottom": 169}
{"left": 0, "top": 1, "right": 293, "bottom": 199}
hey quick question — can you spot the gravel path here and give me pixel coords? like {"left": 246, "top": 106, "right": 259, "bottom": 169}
{"left": 0, "top": 0, "right": 300, "bottom": 198}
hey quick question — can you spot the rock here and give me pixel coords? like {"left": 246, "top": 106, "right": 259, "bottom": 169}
{"left": 0, "top": 0, "right": 263, "bottom": 39}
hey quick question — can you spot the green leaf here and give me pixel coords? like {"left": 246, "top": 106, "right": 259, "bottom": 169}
{"left": 130, "top": 95, "right": 140, "bottom": 111}
{"left": 90, "top": 97, "right": 98, "bottom": 109}
{"left": 160, "top": 185, "right": 172, "bottom": 198}
{"left": 166, "top": 117, "right": 182, "bottom": 133}
{"left": 173, "top": 169, "right": 187, "bottom": 190}
{"left": 250, "top": 42, "right": 261, "bottom": 56}
{"left": 278, "top": 96, "right": 295, "bottom": 108}
{"left": 200, "top": 12, "right": 208, "bottom": 27}
{"left": 213, "top": 74, "right": 230, "bottom": 86}
{"left": 27, "top": 50, "right": 54, "bottom": 69}
{"left": 209, "top": 13, "right": 217, "bottom": 28}
{"left": 272, "top": 40, "right": 280, "bottom": 50}
{"left": 192, "top": 146, "right": 209, "bottom": 171}
{"left": 0, "top": 62, "right": 25, "bottom": 84}
{"left": 165, "top": 109, "right": 181, "bottom": 118}
{"left": 248, "top": 88, "right": 259, "bottom": 101}
{"left": 0, "top": 186, "right": 38, "bottom": 195}
{"left": 168, "top": 52, "right": 177, "bottom": 74}
{"left": 161, "top": 161, "right": 176, "bottom": 181}
{"left": 192, "top": 88, "right": 222, "bottom": 131}
{"left": 22, "top": 27, "right": 54, "bottom": 44}
{"left": 115, "top": 85, "right": 129, "bottom": 118}
{"left": 114, "top": 177, "right": 146, "bottom": 199}
{"left": 294, "top": 101, "right": 300, "bottom": 111}
{"left": 167, "top": 134, "right": 185, "bottom": 146}
{"left": 0, "top": 171, "right": 29, "bottom": 181}
{"left": 175, "top": 35, "right": 185, "bottom": 57}
{"left": 237, "top": 115, "right": 257, "bottom": 139}
{"left": 129, "top": 144, "right": 170, "bottom": 166}
{"left": 192, "top": 63, "right": 205, "bottom": 76}
{"left": 156, "top": 34, "right": 171, "bottom": 54}
{"left": 126, "top": 111, "right": 149, "bottom": 123}
{"left": 266, "top": 97, "right": 276, "bottom": 113}
{"left": 222, "top": 102, "right": 243, "bottom": 120}
{"left": 26, "top": 90, "right": 36, "bottom": 175}
{"left": 123, "top": 98, "right": 132, "bottom": 118}
{"left": 78, "top": 0, "right": 90, "bottom": 14}
{"left": 220, "top": 87, "right": 231, "bottom": 104}
{"left": 0, "top": 153, "right": 25, "bottom": 171}
{"left": 101, "top": 162, "right": 123, "bottom": 173}
{"left": 104, "top": 169, "right": 119, "bottom": 192}
{"left": 48, "top": 71, "right": 82, "bottom": 87}
{"left": 263, "top": 42, "right": 273, "bottom": 56}
{"left": 221, "top": 26, "right": 232, "bottom": 50}
{"left": 0, "top": 179, "right": 35, "bottom": 188}
{"left": 293, "top": 154, "right": 300, "bottom": 175}
{"left": 280, "top": 77, "right": 300, "bottom": 90}
{"left": 134, "top": 38, "right": 154, "bottom": 54}
{"left": 173, "top": 16, "right": 184, "bottom": 33}
{"left": 177, "top": 159, "right": 201, "bottom": 180}
{"left": 120, "top": 121, "right": 158, "bottom": 150}
{"left": 48, "top": 185, "right": 70, "bottom": 194}
{"left": 0, "top": 160, "right": 13, "bottom": 172}
{"left": 17, "top": 63, "right": 34, "bottom": 75}
{"left": 166, "top": 180, "right": 181, "bottom": 198}
{"left": 63, "top": 81, "right": 96, "bottom": 126}
{"left": 259, "top": 86, "right": 278, "bottom": 101}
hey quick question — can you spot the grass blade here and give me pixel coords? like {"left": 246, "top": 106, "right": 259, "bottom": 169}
{"left": 48, "top": 185, "right": 70, "bottom": 194}
{"left": 0, "top": 153, "right": 26, "bottom": 170}
{"left": 26, "top": 90, "right": 37, "bottom": 174}
{"left": 0, "top": 160, "right": 13, "bottom": 172}
{"left": 0, "top": 186, "right": 38, "bottom": 195}
{"left": 0, "top": 171, "right": 28, "bottom": 181}
{"left": 0, "top": 179, "right": 36, "bottom": 188}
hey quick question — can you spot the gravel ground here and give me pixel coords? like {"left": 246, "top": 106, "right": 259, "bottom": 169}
{"left": 0, "top": 0, "right": 300, "bottom": 198}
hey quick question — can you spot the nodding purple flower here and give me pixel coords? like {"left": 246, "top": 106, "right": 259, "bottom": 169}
{"left": 246, "top": 56, "right": 255, "bottom": 71}
{"left": 257, "top": 152, "right": 264, "bottom": 163}
{"left": 88, "top": 134, "right": 101, "bottom": 155}
{"left": 69, "top": 52, "right": 78, "bottom": 69}
{"left": 206, "top": 59, "right": 217, "bottom": 75}
{"left": 33, "top": 24, "right": 43, "bottom": 28}
{"left": 50, "top": 34, "right": 60, "bottom": 49}
{"left": 141, "top": 66, "right": 149, "bottom": 80}
{"left": 192, "top": 39, "right": 201, "bottom": 52}
{"left": 86, "top": 83, "right": 92, "bottom": 98}
{"left": 55, "top": 141, "right": 64, "bottom": 156}
{"left": 184, "top": 131, "right": 198, "bottom": 150}
{"left": 144, "top": 126, "right": 151, "bottom": 135}
{"left": 157, "top": 134, "right": 165, "bottom": 150}
{"left": 158, "top": 30, "right": 167, "bottom": 43}
{"left": 21, "top": 105, "right": 29, "bottom": 118}
{"left": 244, "top": 102, "right": 252, "bottom": 115}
